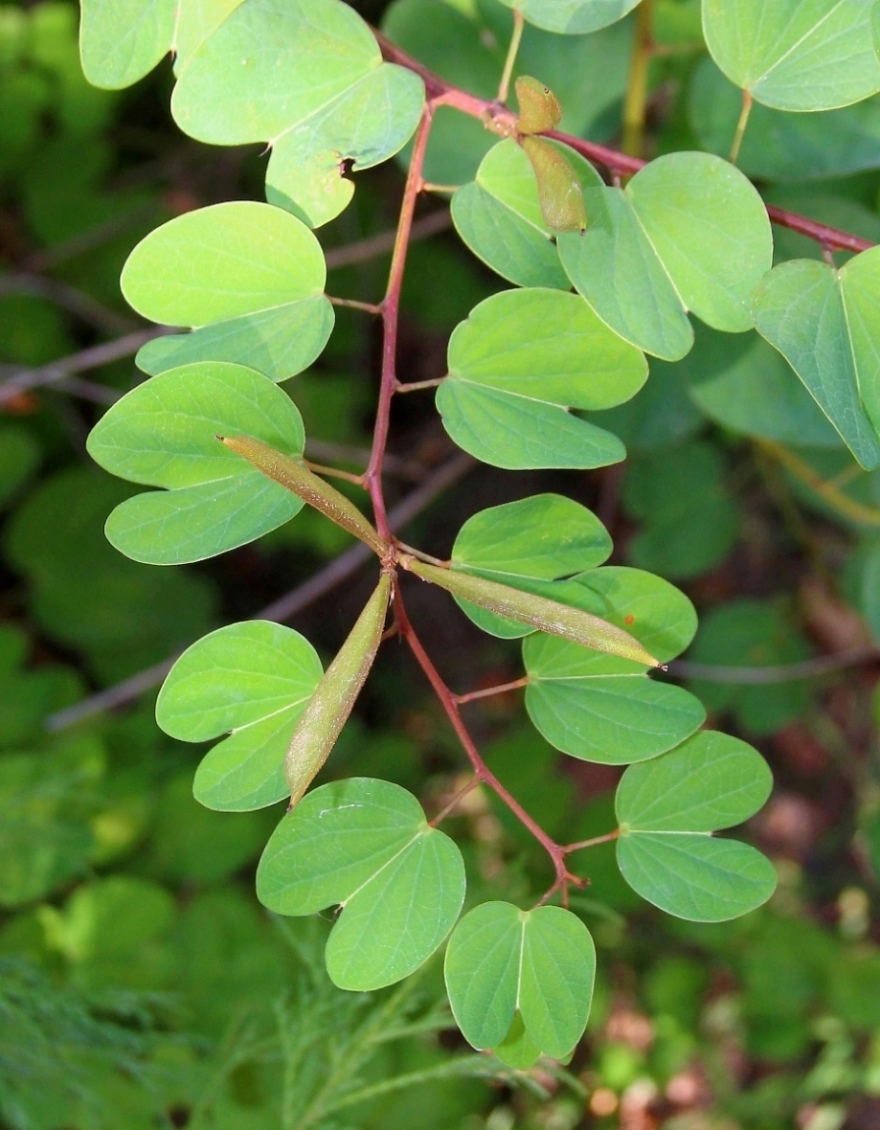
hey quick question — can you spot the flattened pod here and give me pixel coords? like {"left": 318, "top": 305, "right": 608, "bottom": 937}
{"left": 219, "top": 434, "right": 386, "bottom": 555}
{"left": 515, "top": 75, "right": 562, "bottom": 135}
{"left": 402, "top": 557, "right": 658, "bottom": 667}
{"left": 285, "top": 573, "right": 391, "bottom": 806}
{"left": 521, "top": 137, "right": 587, "bottom": 234}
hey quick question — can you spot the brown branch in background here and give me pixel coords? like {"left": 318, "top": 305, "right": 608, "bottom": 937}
{"left": 45, "top": 452, "right": 474, "bottom": 732}
{"left": 324, "top": 208, "right": 451, "bottom": 270}
{"left": 0, "top": 273, "right": 140, "bottom": 336}
{"left": 668, "top": 646, "right": 879, "bottom": 685}
{"left": 375, "top": 31, "right": 877, "bottom": 256}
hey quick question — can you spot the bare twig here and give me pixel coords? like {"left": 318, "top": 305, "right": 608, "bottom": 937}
{"left": 45, "top": 452, "right": 474, "bottom": 731}
{"left": 324, "top": 208, "right": 451, "bottom": 271}
{"left": 0, "top": 273, "right": 139, "bottom": 335}
{"left": 668, "top": 646, "right": 879, "bottom": 684}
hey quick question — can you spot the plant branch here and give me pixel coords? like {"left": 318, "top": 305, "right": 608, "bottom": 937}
{"left": 760, "top": 439, "right": 880, "bottom": 526}
{"left": 375, "top": 30, "right": 876, "bottom": 255}
{"left": 497, "top": 9, "right": 524, "bottom": 104}
{"left": 393, "top": 584, "right": 585, "bottom": 903}
{"left": 454, "top": 676, "right": 529, "bottom": 704}
{"left": 668, "top": 645, "right": 879, "bottom": 684}
{"left": 45, "top": 452, "right": 474, "bottom": 732}
{"left": 622, "top": 0, "right": 653, "bottom": 158}
{"left": 323, "top": 207, "right": 451, "bottom": 270}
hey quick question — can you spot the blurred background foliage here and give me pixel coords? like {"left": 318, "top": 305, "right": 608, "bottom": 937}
{"left": 1, "top": 0, "right": 880, "bottom": 1127}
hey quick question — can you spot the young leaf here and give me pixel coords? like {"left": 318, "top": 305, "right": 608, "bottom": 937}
{"left": 219, "top": 435, "right": 386, "bottom": 555}
{"left": 703, "top": 0, "right": 880, "bottom": 112}
{"left": 752, "top": 251, "right": 880, "bottom": 470}
{"left": 524, "top": 633, "right": 705, "bottom": 765}
{"left": 515, "top": 76, "right": 562, "bottom": 135}
{"left": 256, "top": 778, "right": 466, "bottom": 990}
{"left": 437, "top": 288, "right": 646, "bottom": 469}
{"left": 86, "top": 362, "right": 306, "bottom": 565}
{"left": 79, "top": 0, "right": 176, "bottom": 89}
{"left": 444, "top": 902, "right": 596, "bottom": 1059}
{"left": 558, "top": 152, "right": 774, "bottom": 360}
{"left": 450, "top": 494, "right": 612, "bottom": 639}
{"left": 496, "top": 0, "right": 642, "bottom": 35}
{"left": 123, "top": 202, "right": 333, "bottom": 382}
{"left": 616, "top": 731, "right": 777, "bottom": 921}
{"left": 171, "top": 0, "right": 425, "bottom": 227}
{"left": 284, "top": 574, "right": 391, "bottom": 807}
{"left": 520, "top": 137, "right": 587, "bottom": 233}
{"left": 452, "top": 140, "right": 576, "bottom": 289}
{"left": 156, "top": 622, "right": 323, "bottom": 811}
{"left": 402, "top": 557, "right": 659, "bottom": 667}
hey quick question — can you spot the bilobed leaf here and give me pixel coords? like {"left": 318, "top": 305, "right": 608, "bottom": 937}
{"left": 452, "top": 140, "right": 579, "bottom": 289}
{"left": 156, "top": 622, "right": 323, "bottom": 811}
{"left": 172, "top": 0, "right": 425, "bottom": 227}
{"left": 616, "top": 731, "right": 777, "bottom": 921}
{"left": 123, "top": 202, "right": 333, "bottom": 382}
{"left": 558, "top": 152, "right": 773, "bottom": 360}
{"left": 497, "top": 0, "right": 642, "bottom": 35}
{"left": 437, "top": 288, "right": 646, "bottom": 469}
{"left": 524, "top": 632, "right": 705, "bottom": 765}
{"left": 450, "top": 494, "right": 612, "bottom": 638}
{"left": 703, "top": 0, "right": 880, "bottom": 112}
{"left": 752, "top": 251, "right": 880, "bottom": 469}
{"left": 444, "top": 902, "right": 595, "bottom": 1058}
{"left": 79, "top": 0, "right": 176, "bottom": 89}
{"left": 86, "top": 362, "right": 306, "bottom": 565}
{"left": 256, "top": 778, "right": 466, "bottom": 991}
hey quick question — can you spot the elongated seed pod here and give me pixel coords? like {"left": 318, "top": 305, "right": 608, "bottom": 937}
{"left": 515, "top": 75, "right": 562, "bottom": 135}
{"left": 285, "top": 573, "right": 391, "bottom": 806}
{"left": 219, "top": 434, "right": 387, "bottom": 556}
{"left": 402, "top": 557, "right": 658, "bottom": 667}
{"left": 521, "top": 136, "right": 587, "bottom": 234}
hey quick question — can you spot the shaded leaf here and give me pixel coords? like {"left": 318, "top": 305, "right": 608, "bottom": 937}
{"left": 497, "top": 0, "right": 641, "bottom": 35}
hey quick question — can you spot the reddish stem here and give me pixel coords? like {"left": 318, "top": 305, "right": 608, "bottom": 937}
{"left": 376, "top": 31, "right": 876, "bottom": 256}
{"left": 366, "top": 104, "right": 435, "bottom": 541}
{"left": 394, "top": 584, "right": 585, "bottom": 903}
{"left": 566, "top": 829, "right": 621, "bottom": 853}
{"left": 454, "top": 676, "right": 529, "bottom": 704}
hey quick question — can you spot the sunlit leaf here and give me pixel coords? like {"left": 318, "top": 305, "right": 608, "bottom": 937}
{"left": 79, "top": 0, "right": 176, "bottom": 89}
{"left": 496, "top": 0, "right": 642, "bottom": 35}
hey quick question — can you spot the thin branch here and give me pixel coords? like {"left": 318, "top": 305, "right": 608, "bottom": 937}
{"left": 729, "top": 89, "right": 753, "bottom": 165}
{"left": 760, "top": 439, "right": 880, "bottom": 526}
{"left": 497, "top": 9, "right": 524, "bottom": 104}
{"left": 566, "top": 830, "right": 621, "bottom": 853}
{"left": 375, "top": 31, "right": 877, "bottom": 256}
{"left": 45, "top": 452, "right": 474, "bottom": 732}
{"left": 323, "top": 208, "right": 451, "bottom": 270}
{"left": 668, "top": 646, "right": 879, "bottom": 684}
{"left": 454, "top": 676, "right": 529, "bottom": 705}
{"left": 622, "top": 0, "right": 653, "bottom": 158}
{"left": 0, "top": 273, "right": 139, "bottom": 336}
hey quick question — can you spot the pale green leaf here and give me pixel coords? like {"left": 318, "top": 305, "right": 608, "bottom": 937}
{"left": 703, "top": 0, "right": 880, "bottom": 111}
{"left": 438, "top": 288, "right": 646, "bottom": 469}
{"left": 172, "top": 0, "right": 424, "bottom": 227}
{"left": 256, "top": 778, "right": 466, "bottom": 990}
{"left": 122, "top": 202, "right": 332, "bottom": 381}
{"left": 444, "top": 902, "right": 595, "bottom": 1058}
{"left": 85, "top": 362, "right": 306, "bottom": 564}
{"left": 156, "top": 621, "right": 323, "bottom": 811}
{"left": 524, "top": 632, "right": 705, "bottom": 765}
{"left": 558, "top": 152, "right": 773, "bottom": 360}
{"left": 79, "top": 0, "right": 176, "bottom": 89}
{"left": 752, "top": 252, "right": 880, "bottom": 469}
{"left": 497, "top": 0, "right": 641, "bottom": 35}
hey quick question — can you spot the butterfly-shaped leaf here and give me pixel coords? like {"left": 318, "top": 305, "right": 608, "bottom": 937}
{"left": 86, "top": 362, "right": 306, "bottom": 565}
{"left": 157, "top": 621, "right": 323, "bottom": 811}
{"left": 616, "top": 731, "right": 777, "bottom": 921}
{"left": 257, "top": 778, "right": 466, "bottom": 990}
{"left": 437, "top": 288, "right": 646, "bottom": 469}
{"left": 445, "top": 902, "right": 595, "bottom": 1063}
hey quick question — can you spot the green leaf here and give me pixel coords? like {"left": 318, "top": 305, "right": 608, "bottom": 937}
{"left": 690, "top": 58, "right": 880, "bottom": 181}
{"left": 156, "top": 621, "right": 323, "bottom": 811}
{"left": 256, "top": 778, "right": 466, "bottom": 990}
{"left": 79, "top": 0, "right": 176, "bottom": 89}
{"left": 122, "top": 202, "right": 333, "bottom": 382}
{"left": 622, "top": 441, "right": 740, "bottom": 580}
{"left": 444, "top": 902, "right": 596, "bottom": 1058}
{"left": 752, "top": 251, "right": 880, "bottom": 469}
{"left": 438, "top": 288, "right": 646, "bottom": 469}
{"left": 86, "top": 362, "right": 306, "bottom": 565}
{"left": 451, "top": 140, "right": 576, "bottom": 289}
{"left": 450, "top": 494, "right": 612, "bottom": 639}
{"left": 172, "top": 0, "right": 425, "bottom": 227}
{"left": 558, "top": 152, "right": 774, "bottom": 360}
{"left": 616, "top": 731, "right": 776, "bottom": 921}
{"left": 492, "top": 1012, "right": 542, "bottom": 1070}
{"left": 497, "top": 0, "right": 641, "bottom": 35}
{"left": 689, "top": 331, "right": 844, "bottom": 448}
{"left": 524, "top": 631, "right": 705, "bottom": 765}
{"left": 703, "top": 0, "right": 880, "bottom": 112}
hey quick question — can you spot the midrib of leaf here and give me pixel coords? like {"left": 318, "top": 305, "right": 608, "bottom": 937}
{"left": 338, "top": 827, "right": 426, "bottom": 908}
{"left": 749, "top": 0, "right": 849, "bottom": 89}
{"left": 481, "top": 186, "right": 555, "bottom": 242}
{"left": 268, "top": 66, "right": 383, "bottom": 148}
{"left": 625, "top": 194, "right": 688, "bottom": 314}
{"left": 449, "top": 374, "right": 579, "bottom": 412}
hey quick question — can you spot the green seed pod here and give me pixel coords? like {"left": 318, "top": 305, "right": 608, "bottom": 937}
{"left": 219, "top": 434, "right": 387, "bottom": 556}
{"left": 285, "top": 573, "right": 391, "bottom": 807}
{"left": 515, "top": 75, "right": 562, "bottom": 135}
{"left": 402, "top": 557, "right": 658, "bottom": 667}
{"left": 521, "top": 136, "right": 587, "bottom": 234}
